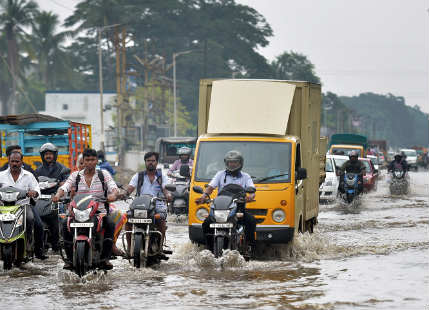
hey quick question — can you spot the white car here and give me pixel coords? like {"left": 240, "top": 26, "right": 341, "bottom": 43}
{"left": 319, "top": 155, "right": 340, "bottom": 202}
{"left": 399, "top": 149, "right": 418, "bottom": 171}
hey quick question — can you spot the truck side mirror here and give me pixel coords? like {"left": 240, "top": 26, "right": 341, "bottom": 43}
{"left": 193, "top": 186, "right": 204, "bottom": 194}
{"left": 296, "top": 168, "right": 307, "bottom": 180}
{"left": 179, "top": 164, "right": 191, "bottom": 178}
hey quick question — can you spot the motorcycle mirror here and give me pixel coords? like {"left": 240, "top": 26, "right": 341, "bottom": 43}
{"left": 179, "top": 165, "right": 191, "bottom": 178}
{"left": 164, "top": 164, "right": 170, "bottom": 169}
{"left": 297, "top": 168, "right": 307, "bottom": 180}
{"left": 193, "top": 186, "right": 204, "bottom": 194}
{"left": 165, "top": 184, "right": 176, "bottom": 192}
{"left": 245, "top": 187, "right": 256, "bottom": 194}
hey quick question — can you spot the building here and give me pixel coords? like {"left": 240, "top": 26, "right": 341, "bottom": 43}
{"left": 42, "top": 91, "right": 117, "bottom": 153}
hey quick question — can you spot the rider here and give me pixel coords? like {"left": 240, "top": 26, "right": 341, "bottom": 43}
{"left": 97, "top": 150, "right": 116, "bottom": 176}
{"left": 0, "top": 145, "right": 37, "bottom": 177}
{"left": 34, "top": 143, "right": 70, "bottom": 252}
{"left": 338, "top": 150, "right": 366, "bottom": 195}
{"left": 53, "top": 148, "right": 119, "bottom": 270}
{"left": 195, "top": 150, "right": 256, "bottom": 255}
{"left": 0, "top": 152, "right": 45, "bottom": 259}
{"left": 122, "top": 152, "right": 172, "bottom": 255}
{"left": 388, "top": 154, "right": 408, "bottom": 172}
{"left": 168, "top": 147, "right": 193, "bottom": 177}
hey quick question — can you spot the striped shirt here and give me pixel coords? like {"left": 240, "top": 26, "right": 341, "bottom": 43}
{"left": 60, "top": 169, "right": 117, "bottom": 212}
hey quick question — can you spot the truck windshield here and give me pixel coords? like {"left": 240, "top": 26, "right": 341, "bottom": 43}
{"left": 195, "top": 141, "right": 292, "bottom": 183}
{"left": 332, "top": 147, "right": 361, "bottom": 156}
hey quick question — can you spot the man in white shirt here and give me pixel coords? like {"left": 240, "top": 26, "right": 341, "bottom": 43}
{"left": 0, "top": 152, "right": 46, "bottom": 259}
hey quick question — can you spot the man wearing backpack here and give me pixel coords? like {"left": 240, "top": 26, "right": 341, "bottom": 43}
{"left": 53, "top": 148, "right": 119, "bottom": 270}
{"left": 122, "top": 152, "right": 172, "bottom": 255}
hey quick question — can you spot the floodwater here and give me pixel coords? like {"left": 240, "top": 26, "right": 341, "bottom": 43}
{"left": 1, "top": 170, "right": 428, "bottom": 310}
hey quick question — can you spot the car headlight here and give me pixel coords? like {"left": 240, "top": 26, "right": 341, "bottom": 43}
{"left": 74, "top": 208, "right": 91, "bottom": 222}
{"left": 214, "top": 210, "right": 230, "bottom": 223}
{"left": 134, "top": 209, "right": 148, "bottom": 218}
{"left": 272, "top": 209, "right": 286, "bottom": 223}
{"left": 196, "top": 208, "right": 209, "bottom": 221}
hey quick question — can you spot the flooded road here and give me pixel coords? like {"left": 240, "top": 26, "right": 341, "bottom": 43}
{"left": 1, "top": 170, "right": 428, "bottom": 309}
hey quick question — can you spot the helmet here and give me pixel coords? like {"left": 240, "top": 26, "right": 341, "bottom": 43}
{"left": 348, "top": 150, "right": 358, "bottom": 159}
{"left": 39, "top": 143, "right": 57, "bottom": 154}
{"left": 394, "top": 154, "right": 402, "bottom": 160}
{"left": 177, "top": 147, "right": 192, "bottom": 156}
{"left": 224, "top": 150, "right": 243, "bottom": 173}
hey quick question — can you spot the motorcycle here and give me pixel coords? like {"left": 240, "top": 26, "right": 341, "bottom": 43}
{"left": 193, "top": 184, "right": 256, "bottom": 258}
{"left": 0, "top": 186, "right": 32, "bottom": 270}
{"left": 389, "top": 168, "right": 409, "bottom": 195}
{"left": 341, "top": 173, "right": 361, "bottom": 204}
{"left": 123, "top": 191, "right": 174, "bottom": 268}
{"left": 169, "top": 165, "right": 191, "bottom": 215}
{"left": 63, "top": 194, "right": 108, "bottom": 277}
{"left": 35, "top": 176, "right": 61, "bottom": 253}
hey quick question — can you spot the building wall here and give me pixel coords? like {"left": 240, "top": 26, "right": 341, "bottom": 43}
{"left": 42, "top": 91, "right": 116, "bottom": 152}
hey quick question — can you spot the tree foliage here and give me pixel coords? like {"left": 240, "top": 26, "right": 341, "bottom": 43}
{"left": 272, "top": 51, "right": 320, "bottom": 83}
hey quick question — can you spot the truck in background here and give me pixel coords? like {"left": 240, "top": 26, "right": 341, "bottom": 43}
{"left": 188, "top": 79, "right": 325, "bottom": 245}
{"left": 329, "top": 133, "right": 367, "bottom": 157}
{"left": 0, "top": 114, "right": 91, "bottom": 171}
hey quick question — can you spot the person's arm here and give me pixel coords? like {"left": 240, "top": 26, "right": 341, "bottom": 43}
{"left": 168, "top": 160, "right": 179, "bottom": 175}
{"left": 195, "top": 172, "right": 218, "bottom": 204}
{"left": 27, "top": 173, "right": 40, "bottom": 198}
{"left": 103, "top": 170, "right": 118, "bottom": 202}
{"left": 245, "top": 174, "right": 256, "bottom": 202}
{"left": 123, "top": 173, "right": 138, "bottom": 196}
{"left": 53, "top": 171, "right": 75, "bottom": 202}
{"left": 161, "top": 174, "right": 172, "bottom": 201}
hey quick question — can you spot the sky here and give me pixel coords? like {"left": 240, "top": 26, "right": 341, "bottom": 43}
{"left": 36, "top": 0, "right": 429, "bottom": 114}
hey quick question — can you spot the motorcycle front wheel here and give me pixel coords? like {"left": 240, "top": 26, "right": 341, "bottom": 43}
{"left": 2, "top": 244, "right": 13, "bottom": 270}
{"left": 133, "top": 233, "right": 143, "bottom": 268}
{"left": 75, "top": 241, "right": 87, "bottom": 277}
{"left": 214, "top": 236, "right": 224, "bottom": 258}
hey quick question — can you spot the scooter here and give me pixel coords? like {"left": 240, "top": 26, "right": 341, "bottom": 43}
{"left": 169, "top": 165, "right": 191, "bottom": 215}
{"left": 0, "top": 186, "right": 32, "bottom": 270}
{"left": 193, "top": 184, "right": 256, "bottom": 258}
{"left": 389, "top": 168, "right": 409, "bottom": 195}
{"left": 123, "top": 191, "right": 174, "bottom": 268}
{"left": 63, "top": 194, "right": 107, "bottom": 277}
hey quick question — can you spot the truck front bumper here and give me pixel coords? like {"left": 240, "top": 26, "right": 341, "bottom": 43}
{"left": 189, "top": 224, "right": 295, "bottom": 245}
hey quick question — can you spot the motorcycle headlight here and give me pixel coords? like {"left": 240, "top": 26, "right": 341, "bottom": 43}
{"left": 272, "top": 209, "right": 286, "bottom": 223}
{"left": 346, "top": 179, "right": 355, "bottom": 186}
{"left": 16, "top": 212, "right": 24, "bottom": 227}
{"left": 1, "top": 191, "right": 19, "bottom": 202}
{"left": 134, "top": 209, "right": 148, "bottom": 218}
{"left": 214, "top": 210, "right": 230, "bottom": 223}
{"left": 196, "top": 208, "right": 209, "bottom": 221}
{"left": 74, "top": 208, "right": 91, "bottom": 222}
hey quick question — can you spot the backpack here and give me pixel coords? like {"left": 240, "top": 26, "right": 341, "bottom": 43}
{"left": 136, "top": 168, "right": 163, "bottom": 196}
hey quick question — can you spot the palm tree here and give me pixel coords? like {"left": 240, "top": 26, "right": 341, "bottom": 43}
{"left": 0, "top": 0, "right": 38, "bottom": 115}
{"left": 28, "top": 11, "right": 73, "bottom": 89}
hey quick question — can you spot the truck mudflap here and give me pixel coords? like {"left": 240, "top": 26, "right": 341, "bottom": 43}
{"left": 189, "top": 223, "right": 295, "bottom": 245}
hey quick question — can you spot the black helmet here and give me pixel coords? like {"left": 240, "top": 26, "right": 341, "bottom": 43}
{"left": 224, "top": 150, "right": 243, "bottom": 173}
{"left": 348, "top": 150, "right": 358, "bottom": 159}
{"left": 394, "top": 154, "right": 402, "bottom": 160}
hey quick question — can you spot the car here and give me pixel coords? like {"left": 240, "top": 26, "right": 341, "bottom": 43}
{"left": 367, "top": 155, "right": 380, "bottom": 171}
{"left": 360, "top": 158, "right": 378, "bottom": 192}
{"left": 319, "top": 155, "right": 339, "bottom": 202}
{"left": 400, "top": 149, "right": 418, "bottom": 171}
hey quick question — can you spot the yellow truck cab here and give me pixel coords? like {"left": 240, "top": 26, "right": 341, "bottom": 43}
{"left": 188, "top": 79, "right": 326, "bottom": 244}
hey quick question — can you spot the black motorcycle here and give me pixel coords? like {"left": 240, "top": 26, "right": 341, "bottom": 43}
{"left": 193, "top": 185, "right": 256, "bottom": 258}
{"left": 389, "top": 167, "right": 409, "bottom": 195}
{"left": 123, "top": 191, "right": 174, "bottom": 268}
{"left": 169, "top": 165, "right": 191, "bottom": 215}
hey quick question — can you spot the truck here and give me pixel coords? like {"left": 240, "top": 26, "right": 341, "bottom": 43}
{"left": 329, "top": 133, "right": 367, "bottom": 157}
{"left": 0, "top": 114, "right": 91, "bottom": 171}
{"left": 188, "top": 79, "right": 325, "bottom": 245}
{"left": 155, "top": 136, "right": 197, "bottom": 166}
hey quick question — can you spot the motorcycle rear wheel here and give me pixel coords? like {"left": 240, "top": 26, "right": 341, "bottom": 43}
{"left": 2, "top": 244, "right": 13, "bottom": 270}
{"left": 214, "top": 236, "right": 224, "bottom": 258}
{"left": 75, "top": 241, "right": 87, "bottom": 277}
{"left": 133, "top": 234, "right": 143, "bottom": 268}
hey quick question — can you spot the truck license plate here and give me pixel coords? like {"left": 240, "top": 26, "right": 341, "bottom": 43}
{"left": 128, "top": 218, "right": 152, "bottom": 224}
{"left": 210, "top": 223, "right": 233, "bottom": 228}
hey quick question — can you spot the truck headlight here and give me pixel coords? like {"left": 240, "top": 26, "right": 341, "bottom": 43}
{"left": 214, "top": 210, "right": 230, "bottom": 223}
{"left": 75, "top": 208, "right": 91, "bottom": 222}
{"left": 196, "top": 208, "right": 209, "bottom": 221}
{"left": 272, "top": 209, "right": 286, "bottom": 223}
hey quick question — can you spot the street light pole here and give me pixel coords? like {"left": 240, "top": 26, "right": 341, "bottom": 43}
{"left": 173, "top": 50, "right": 192, "bottom": 136}
{"left": 97, "top": 24, "right": 120, "bottom": 152}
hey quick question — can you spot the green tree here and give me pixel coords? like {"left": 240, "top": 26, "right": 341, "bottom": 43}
{"left": 271, "top": 51, "right": 320, "bottom": 84}
{"left": 0, "top": 0, "right": 38, "bottom": 114}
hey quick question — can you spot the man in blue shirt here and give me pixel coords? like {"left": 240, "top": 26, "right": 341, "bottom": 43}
{"left": 196, "top": 150, "right": 256, "bottom": 255}
{"left": 123, "top": 152, "right": 171, "bottom": 254}
{"left": 97, "top": 150, "right": 116, "bottom": 176}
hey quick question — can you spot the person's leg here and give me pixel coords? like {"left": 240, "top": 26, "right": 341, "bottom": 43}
{"left": 42, "top": 212, "right": 59, "bottom": 251}
{"left": 25, "top": 206, "right": 34, "bottom": 251}
{"left": 32, "top": 207, "right": 47, "bottom": 259}
{"left": 202, "top": 217, "right": 214, "bottom": 251}
{"left": 243, "top": 211, "right": 256, "bottom": 246}
{"left": 100, "top": 215, "right": 115, "bottom": 268}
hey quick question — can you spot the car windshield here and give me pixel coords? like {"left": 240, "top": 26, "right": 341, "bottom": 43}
{"left": 333, "top": 158, "right": 347, "bottom": 169}
{"left": 331, "top": 147, "right": 361, "bottom": 156}
{"left": 195, "top": 141, "right": 292, "bottom": 183}
{"left": 325, "top": 158, "right": 334, "bottom": 172}
{"left": 403, "top": 150, "right": 416, "bottom": 157}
